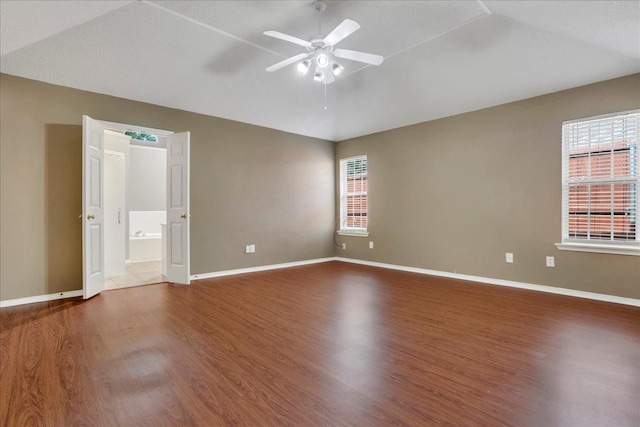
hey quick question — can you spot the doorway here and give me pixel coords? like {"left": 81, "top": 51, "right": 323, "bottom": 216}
{"left": 82, "top": 116, "right": 190, "bottom": 299}
{"left": 103, "top": 130, "right": 168, "bottom": 290}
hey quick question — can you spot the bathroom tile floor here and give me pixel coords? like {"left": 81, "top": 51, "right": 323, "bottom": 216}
{"left": 105, "top": 260, "right": 166, "bottom": 290}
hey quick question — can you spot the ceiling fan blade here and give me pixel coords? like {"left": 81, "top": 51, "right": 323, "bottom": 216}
{"left": 265, "top": 53, "right": 310, "bottom": 72}
{"left": 263, "top": 30, "right": 311, "bottom": 48}
{"left": 323, "top": 19, "right": 360, "bottom": 46}
{"left": 333, "top": 49, "right": 384, "bottom": 66}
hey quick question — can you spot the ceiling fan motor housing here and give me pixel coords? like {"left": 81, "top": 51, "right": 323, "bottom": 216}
{"left": 308, "top": 38, "right": 332, "bottom": 51}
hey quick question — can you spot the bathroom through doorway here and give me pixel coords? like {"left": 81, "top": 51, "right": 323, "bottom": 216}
{"left": 82, "top": 115, "right": 190, "bottom": 299}
{"left": 103, "top": 129, "right": 168, "bottom": 290}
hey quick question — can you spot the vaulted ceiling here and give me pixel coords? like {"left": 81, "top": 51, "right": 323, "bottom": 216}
{"left": 1, "top": 1, "right": 638, "bottom": 141}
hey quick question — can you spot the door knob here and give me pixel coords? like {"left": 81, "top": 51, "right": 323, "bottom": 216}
{"left": 87, "top": 214, "right": 95, "bottom": 220}
{"left": 180, "top": 213, "right": 187, "bottom": 219}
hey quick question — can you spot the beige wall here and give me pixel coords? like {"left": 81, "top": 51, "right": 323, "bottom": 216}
{"left": 44, "top": 125, "right": 83, "bottom": 297}
{"left": 0, "top": 74, "right": 335, "bottom": 301}
{"left": 336, "top": 74, "right": 640, "bottom": 299}
{"left": 2, "top": 72, "right": 638, "bottom": 302}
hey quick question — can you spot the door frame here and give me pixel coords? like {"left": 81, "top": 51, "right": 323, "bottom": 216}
{"left": 82, "top": 118, "right": 190, "bottom": 298}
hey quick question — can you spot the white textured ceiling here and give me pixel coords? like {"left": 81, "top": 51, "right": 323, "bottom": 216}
{"left": 1, "top": 0, "right": 638, "bottom": 141}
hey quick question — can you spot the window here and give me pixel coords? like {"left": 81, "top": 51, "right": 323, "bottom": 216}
{"left": 557, "top": 110, "right": 639, "bottom": 255}
{"left": 339, "top": 155, "right": 368, "bottom": 236}
{"left": 124, "top": 130, "right": 158, "bottom": 142}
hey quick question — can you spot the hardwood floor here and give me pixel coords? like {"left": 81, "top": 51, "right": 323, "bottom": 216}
{"left": 1, "top": 261, "right": 638, "bottom": 426}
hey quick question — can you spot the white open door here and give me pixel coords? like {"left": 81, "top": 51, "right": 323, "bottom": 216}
{"left": 82, "top": 115, "right": 106, "bottom": 299}
{"left": 166, "top": 132, "right": 190, "bottom": 284}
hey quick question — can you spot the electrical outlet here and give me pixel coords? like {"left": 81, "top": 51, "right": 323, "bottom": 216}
{"left": 341, "top": 243, "right": 346, "bottom": 250}
{"left": 505, "top": 252, "right": 513, "bottom": 263}
{"left": 369, "top": 241, "right": 374, "bottom": 249}
{"left": 546, "top": 256, "right": 555, "bottom": 267}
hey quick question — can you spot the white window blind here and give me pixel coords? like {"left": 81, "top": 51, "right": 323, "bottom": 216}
{"left": 340, "top": 155, "right": 368, "bottom": 233}
{"left": 561, "top": 110, "right": 639, "bottom": 252}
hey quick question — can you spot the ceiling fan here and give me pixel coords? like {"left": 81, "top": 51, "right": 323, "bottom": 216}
{"left": 263, "top": 0, "right": 384, "bottom": 85}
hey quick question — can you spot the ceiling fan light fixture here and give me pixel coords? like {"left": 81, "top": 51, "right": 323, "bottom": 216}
{"left": 297, "top": 59, "right": 311, "bottom": 75}
{"left": 330, "top": 60, "right": 344, "bottom": 76}
{"left": 316, "top": 53, "right": 329, "bottom": 68}
{"left": 313, "top": 68, "right": 324, "bottom": 82}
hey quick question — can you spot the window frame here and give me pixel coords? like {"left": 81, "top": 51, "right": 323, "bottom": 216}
{"left": 556, "top": 110, "right": 640, "bottom": 256}
{"left": 338, "top": 155, "right": 369, "bottom": 237}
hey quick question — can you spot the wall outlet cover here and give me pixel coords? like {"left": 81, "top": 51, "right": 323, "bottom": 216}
{"left": 506, "top": 252, "right": 513, "bottom": 263}
{"left": 546, "top": 256, "right": 555, "bottom": 267}
{"left": 369, "top": 241, "right": 374, "bottom": 249}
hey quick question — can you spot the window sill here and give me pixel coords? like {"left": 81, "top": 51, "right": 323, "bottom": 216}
{"left": 555, "top": 242, "right": 640, "bottom": 256}
{"left": 337, "top": 230, "right": 369, "bottom": 237}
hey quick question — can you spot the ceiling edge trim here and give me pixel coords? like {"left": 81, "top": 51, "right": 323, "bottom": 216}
{"left": 141, "top": 0, "right": 286, "bottom": 59}
{"left": 343, "top": 6, "right": 493, "bottom": 78}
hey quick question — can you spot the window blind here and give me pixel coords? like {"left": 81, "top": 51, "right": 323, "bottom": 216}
{"left": 561, "top": 111, "right": 639, "bottom": 245}
{"left": 340, "top": 155, "right": 368, "bottom": 231}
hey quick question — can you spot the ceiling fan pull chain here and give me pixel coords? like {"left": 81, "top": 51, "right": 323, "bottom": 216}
{"left": 324, "top": 82, "right": 327, "bottom": 110}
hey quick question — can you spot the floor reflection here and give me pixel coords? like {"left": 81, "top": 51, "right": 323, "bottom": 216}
{"left": 330, "top": 277, "right": 385, "bottom": 399}
{"left": 534, "top": 321, "right": 640, "bottom": 427}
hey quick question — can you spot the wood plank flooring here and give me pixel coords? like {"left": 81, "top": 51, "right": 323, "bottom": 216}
{"left": 1, "top": 261, "right": 639, "bottom": 426}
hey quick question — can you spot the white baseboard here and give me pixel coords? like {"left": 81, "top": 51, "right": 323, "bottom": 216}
{"left": 4, "top": 258, "right": 636, "bottom": 309}
{"left": 0, "top": 290, "right": 83, "bottom": 308}
{"left": 190, "top": 257, "right": 336, "bottom": 280}
{"left": 335, "top": 257, "right": 640, "bottom": 307}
